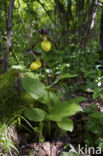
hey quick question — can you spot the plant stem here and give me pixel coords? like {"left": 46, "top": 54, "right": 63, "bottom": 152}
{"left": 39, "top": 122, "right": 43, "bottom": 144}
{"left": 43, "top": 60, "right": 51, "bottom": 136}
{"left": 48, "top": 91, "right": 51, "bottom": 136}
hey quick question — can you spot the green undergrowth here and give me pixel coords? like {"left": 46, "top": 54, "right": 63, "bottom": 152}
{"left": 0, "top": 69, "right": 38, "bottom": 155}
{"left": 0, "top": 69, "right": 36, "bottom": 120}
{"left": 0, "top": 69, "right": 18, "bottom": 99}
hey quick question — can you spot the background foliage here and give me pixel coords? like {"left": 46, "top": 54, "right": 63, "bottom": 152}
{"left": 0, "top": 0, "right": 103, "bottom": 155}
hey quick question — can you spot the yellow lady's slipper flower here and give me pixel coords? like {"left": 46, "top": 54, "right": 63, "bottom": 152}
{"left": 30, "top": 57, "right": 42, "bottom": 70}
{"left": 41, "top": 41, "right": 51, "bottom": 52}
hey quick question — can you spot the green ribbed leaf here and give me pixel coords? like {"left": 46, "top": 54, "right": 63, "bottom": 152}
{"left": 22, "top": 77, "right": 48, "bottom": 104}
{"left": 24, "top": 108, "right": 47, "bottom": 122}
{"left": 57, "top": 118, "right": 73, "bottom": 131}
{"left": 47, "top": 101, "right": 83, "bottom": 121}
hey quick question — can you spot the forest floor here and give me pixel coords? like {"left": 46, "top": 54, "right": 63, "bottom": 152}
{"left": 11, "top": 92, "right": 102, "bottom": 156}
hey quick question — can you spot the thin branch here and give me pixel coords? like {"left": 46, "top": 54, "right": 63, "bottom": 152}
{"left": 87, "top": 0, "right": 98, "bottom": 28}
{"left": 17, "top": 0, "right": 26, "bottom": 36}
{"left": 10, "top": 48, "right": 19, "bottom": 64}
{"left": 90, "top": 7, "right": 98, "bottom": 29}
{"left": 100, "top": 6, "right": 103, "bottom": 49}
{"left": 67, "top": 0, "right": 72, "bottom": 19}
{"left": 4, "top": 0, "right": 8, "bottom": 27}
{"left": 66, "top": 0, "right": 73, "bottom": 27}
{"left": 37, "top": 0, "right": 60, "bottom": 29}
{"left": 55, "top": 0, "right": 67, "bottom": 25}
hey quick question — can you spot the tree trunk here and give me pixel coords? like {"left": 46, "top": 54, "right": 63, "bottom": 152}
{"left": 77, "top": 0, "right": 98, "bottom": 48}
{"left": 4, "top": 0, "right": 15, "bottom": 72}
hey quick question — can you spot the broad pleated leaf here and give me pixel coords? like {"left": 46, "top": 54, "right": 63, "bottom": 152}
{"left": 57, "top": 117, "right": 73, "bottom": 131}
{"left": 22, "top": 77, "right": 48, "bottom": 103}
{"left": 49, "top": 92, "right": 60, "bottom": 105}
{"left": 24, "top": 108, "right": 47, "bottom": 122}
{"left": 47, "top": 101, "right": 83, "bottom": 121}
